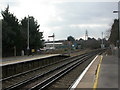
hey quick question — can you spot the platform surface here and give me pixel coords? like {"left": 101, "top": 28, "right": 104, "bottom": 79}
{"left": 74, "top": 55, "right": 100, "bottom": 89}
{"left": 72, "top": 53, "right": 118, "bottom": 89}
{"left": 1, "top": 54, "right": 61, "bottom": 66}
{"left": 98, "top": 55, "right": 118, "bottom": 88}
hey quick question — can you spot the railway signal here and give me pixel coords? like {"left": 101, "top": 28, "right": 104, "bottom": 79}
{"left": 48, "top": 33, "right": 55, "bottom": 49}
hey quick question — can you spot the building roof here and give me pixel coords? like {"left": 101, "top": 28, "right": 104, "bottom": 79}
{"left": 45, "top": 42, "right": 63, "bottom": 45}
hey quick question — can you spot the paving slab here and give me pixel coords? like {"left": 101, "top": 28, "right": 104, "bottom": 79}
{"left": 75, "top": 55, "right": 101, "bottom": 88}
{"left": 72, "top": 54, "right": 118, "bottom": 89}
{"left": 97, "top": 55, "right": 118, "bottom": 88}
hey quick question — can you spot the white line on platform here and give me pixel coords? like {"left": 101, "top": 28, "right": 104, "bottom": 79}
{"left": 70, "top": 55, "right": 98, "bottom": 90}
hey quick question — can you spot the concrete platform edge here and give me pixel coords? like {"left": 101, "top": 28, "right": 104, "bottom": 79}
{"left": 70, "top": 55, "right": 99, "bottom": 90}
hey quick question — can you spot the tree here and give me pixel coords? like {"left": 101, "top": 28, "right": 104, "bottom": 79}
{"left": 2, "top": 6, "right": 22, "bottom": 56}
{"left": 20, "top": 16, "right": 44, "bottom": 52}
{"left": 108, "top": 19, "right": 119, "bottom": 46}
{"left": 78, "top": 37, "right": 102, "bottom": 49}
{"left": 67, "top": 36, "right": 78, "bottom": 49}
{"left": 2, "top": 6, "right": 44, "bottom": 57}
{"left": 67, "top": 36, "right": 75, "bottom": 42}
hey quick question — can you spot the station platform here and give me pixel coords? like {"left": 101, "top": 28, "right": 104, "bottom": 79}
{"left": 71, "top": 53, "right": 118, "bottom": 89}
{"left": 1, "top": 54, "right": 61, "bottom": 66}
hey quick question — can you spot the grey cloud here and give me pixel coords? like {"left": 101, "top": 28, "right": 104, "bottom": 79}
{"left": 49, "top": 25, "right": 108, "bottom": 40}
{"left": 0, "top": 0, "right": 20, "bottom": 7}
{"left": 46, "top": 2, "right": 117, "bottom": 27}
{"left": 45, "top": 2, "right": 117, "bottom": 40}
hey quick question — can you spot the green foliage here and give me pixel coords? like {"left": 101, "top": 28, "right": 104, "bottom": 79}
{"left": 2, "top": 6, "right": 44, "bottom": 57}
{"left": 2, "top": 6, "right": 22, "bottom": 56}
{"left": 81, "top": 37, "right": 101, "bottom": 49}
{"left": 78, "top": 37, "right": 109, "bottom": 49}
{"left": 108, "top": 19, "right": 119, "bottom": 46}
{"left": 20, "top": 16, "right": 44, "bottom": 50}
{"left": 67, "top": 36, "right": 78, "bottom": 49}
{"left": 67, "top": 36, "right": 75, "bottom": 42}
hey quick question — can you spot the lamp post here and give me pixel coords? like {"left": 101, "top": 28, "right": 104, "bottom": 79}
{"left": 0, "top": 18, "right": 2, "bottom": 59}
{"left": 113, "top": 1, "right": 120, "bottom": 58}
{"left": 27, "top": 15, "right": 30, "bottom": 55}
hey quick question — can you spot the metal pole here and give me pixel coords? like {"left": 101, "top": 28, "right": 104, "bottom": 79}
{"left": 101, "top": 32, "right": 104, "bottom": 49}
{"left": 113, "top": 2, "right": 120, "bottom": 58}
{"left": 102, "top": 32, "right": 103, "bottom": 45}
{"left": 118, "top": 2, "right": 120, "bottom": 58}
{"left": 53, "top": 33, "right": 55, "bottom": 49}
{"left": 27, "top": 15, "right": 29, "bottom": 55}
{"left": 0, "top": 19, "right": 2, "bottom": 90}
{"left": 0, "top": 19, "right": 1, "bottom": 90}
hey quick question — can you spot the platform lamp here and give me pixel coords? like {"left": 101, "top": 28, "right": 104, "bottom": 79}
{"left": 27, "top": 15, "right": 30, "bottom": 55}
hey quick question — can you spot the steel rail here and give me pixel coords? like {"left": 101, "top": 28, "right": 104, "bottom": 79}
{"left": 1, "top": 53, "right": 87, "bottom": 82}
{"left": 68, "top": 51, "right": 104, "bottom": 90}
{"left": 3, "top": 49, "right": 105, "bottom": 90}
{"left": 3, "top": 52, "right": 91, "bottom": 90}
{"left": 29, "top": 50, "right": 105, "bottom": 90}
{"left": 29, "top": 53, "right": 94, "bottom": 90}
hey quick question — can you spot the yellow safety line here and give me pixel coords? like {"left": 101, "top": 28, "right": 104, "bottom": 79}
{"left": 93, "top": 55, "right": 103, "bottom": 90}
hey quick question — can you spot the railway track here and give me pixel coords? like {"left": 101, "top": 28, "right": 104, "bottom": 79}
{"left": 2, "top": 52, "right": 89, "bottom": 89}
{"left": 2, "top": 49, "right": 105, "bottom": 90}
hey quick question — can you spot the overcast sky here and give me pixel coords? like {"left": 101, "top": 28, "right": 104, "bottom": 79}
{"left": 0, "top": 0, "right": 119, "bottom": 41}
